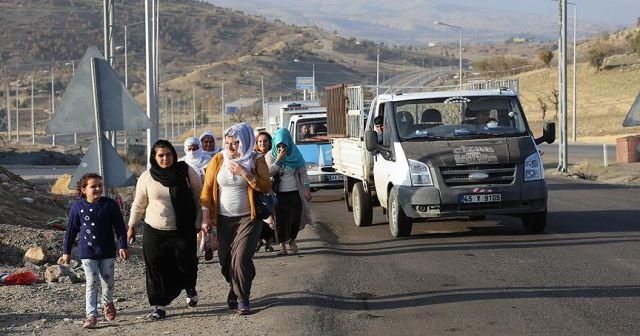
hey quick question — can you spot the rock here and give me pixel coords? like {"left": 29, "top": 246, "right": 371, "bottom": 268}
{"left": 51, "top": 174, "right": 75, "bottom": 195}
{"left": 21, "top": 197, "right": 34, "bottom": 204}
{"left": 24, "top": 247, "right": 47, "bottom": 265}
{"left": 0, "top": 174, "right": 9, "bottom": 183}
{"left": 44, "top": 264, "right": 77, "bottom": 283}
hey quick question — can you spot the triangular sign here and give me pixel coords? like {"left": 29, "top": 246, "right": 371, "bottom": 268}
{"left": 622, "top": 91, "right": 640, "bottom": 127}
{"left": 69, "top": 134, "right": 137, "bottom": 189}
{"left": 47, "top": 46, "right": 151, "bottom": 134}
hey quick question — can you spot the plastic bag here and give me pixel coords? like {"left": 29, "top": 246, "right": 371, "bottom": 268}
{"left": 0, "top": 271, "right": 39, "bottom": 285}
{"left": 199, "top": 230, "right": 218, "bottom": 253}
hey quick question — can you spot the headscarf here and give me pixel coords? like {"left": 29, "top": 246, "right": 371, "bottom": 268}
{"left": 180, "top": 137, "right": 211, "bottom": 173}
{"left": 222, "top": 122, "right": 256, "bottom": 171}
{"left": 199, "top": 130, "right": 221, "bottom": 156}
{"left": 149, "top": 139, "right": 196, "bottom": 235}
{"left": 270, "top": 128, "right": 306, "bottom": 168}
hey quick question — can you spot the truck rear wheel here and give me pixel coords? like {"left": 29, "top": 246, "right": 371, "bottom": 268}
{"left": 522, "top": 210, "right": 547, "bottom": 233}
{"left": 344, "top": 179, "right": 353, "bottom": 212}
{"left": 352, "top": 182, "right": 373, "bottom": 227}
{"left": 388, "top": 189, "right": 412, "bottom": 237}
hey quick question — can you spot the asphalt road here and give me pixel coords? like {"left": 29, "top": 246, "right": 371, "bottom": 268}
{"left": 301, "top": 177, "right": 640, "bottom": 335}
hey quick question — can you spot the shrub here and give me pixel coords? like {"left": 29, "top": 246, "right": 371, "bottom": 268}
{"left": 538, "top": 50, "right": 554, "bottom": 67}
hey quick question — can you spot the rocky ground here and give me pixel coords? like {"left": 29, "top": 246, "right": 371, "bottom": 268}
{"left": 1, "top": 146, "right": 639, "bottom": 335}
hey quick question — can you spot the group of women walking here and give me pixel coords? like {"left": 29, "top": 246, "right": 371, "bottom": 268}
{"left": 126, "top": 123, "right": 312, "bottom": 318}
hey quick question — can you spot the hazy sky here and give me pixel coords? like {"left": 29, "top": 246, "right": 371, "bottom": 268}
{"left": 457, "top": 0, "right": 640, "bottom": 26}
{"left": 208, "top": 0, "right": 640, "bottom": 27}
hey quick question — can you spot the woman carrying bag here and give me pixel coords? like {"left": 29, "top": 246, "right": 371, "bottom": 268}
{"left": 200, "top": 122, "right": 271, "bottom": 315}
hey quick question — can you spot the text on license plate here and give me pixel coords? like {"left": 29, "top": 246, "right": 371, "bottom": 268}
{"left": 328, "top": 174, "right": 343, "bottom": 181}
{"left": 460, "top": 193, "right": 502, "bottom": 203}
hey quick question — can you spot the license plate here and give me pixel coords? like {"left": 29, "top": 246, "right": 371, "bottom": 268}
{"left": 460, "top": 193, "right": 502, "bottom": 203}
{"left": 328, "top": 174, "right": 343, "bottom": 181}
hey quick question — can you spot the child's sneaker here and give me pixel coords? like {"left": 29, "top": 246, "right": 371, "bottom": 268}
{"left": 83, "top": 314, "right": 97, "bottom": 329}
{"left": 103, "top": 302, "right": 117, "bottom": 321}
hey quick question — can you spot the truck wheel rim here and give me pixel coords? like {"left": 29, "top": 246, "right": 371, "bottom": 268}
{"left": 390, "top": 196, "right": 397, "bottom": 233}
{"left": 353, "top": 192, "right": 360, "bottom": 221}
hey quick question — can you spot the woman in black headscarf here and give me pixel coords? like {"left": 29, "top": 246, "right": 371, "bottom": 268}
{"left": 127, "top": 140, "right": 203, "bottom": 320}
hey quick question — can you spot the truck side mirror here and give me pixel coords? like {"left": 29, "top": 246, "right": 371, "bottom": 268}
{"left": 535, "top": 122, "right": 555, "bottom": 145}
{"left": 365, "top": 130, "right": 380, "bottom": 153}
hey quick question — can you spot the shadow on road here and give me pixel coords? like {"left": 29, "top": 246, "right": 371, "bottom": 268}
{"left": 251, "top": 284, "right": 640, "bottom": 311}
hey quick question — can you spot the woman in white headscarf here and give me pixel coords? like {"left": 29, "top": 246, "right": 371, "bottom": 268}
{"left": 179, "top": 137, "right": 211, "bottom": 182}
{"left": 199, "top": 131, "right": 221, "bottom": 157}
{"left": 200, "top": 122, "right": 271, "bottom": 315}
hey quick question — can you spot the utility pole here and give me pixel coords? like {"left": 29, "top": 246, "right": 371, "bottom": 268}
{"left": 557, "top": 0, "right": 569, "bottom": 172}
{"left": 145, "top": 0, "right": 159, "bottom": 163}
{"left": 15, "top": 80, "right": 19, "bottom": 142}
{"left": 51, "top": 66, "right": 56, "bottom": 147}
{"left": 192, "top": 86, "right": 196, "bottom": 137}
{"left": 376, "top": 49, "right": 380, "bottom": 96}
{"left": 5, "top": 81, "right": 10, "bottom": 141}
{"left": 31, "top": 74, "right": 34, "bottom": 144}
{"left": 221, "top": 81, "right": 225, "bottom": 134}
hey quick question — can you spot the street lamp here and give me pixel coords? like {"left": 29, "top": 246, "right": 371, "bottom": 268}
{"left": 29, "top": 75, "right": 34, "bottom": 144}
{"left": 434, "top": 21, "right": 463, "bottom": 88}
{"left": 64, "top": 61, "right": 77, "bottom": 144}
{"left": 123, "top": 21, "right": 145, "bottom": 89}
{"left": 551, "top": 0, "right": 577, "bottom": 142}
{"left": 15, "top": 80, "right": 20, "bottom": 143}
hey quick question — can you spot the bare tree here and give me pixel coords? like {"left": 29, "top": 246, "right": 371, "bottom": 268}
{"left": 549, "top": 88, "right": 559, "bottom": 121}
{"left": 537, "top": 96, "right": 548, "bottom": 120}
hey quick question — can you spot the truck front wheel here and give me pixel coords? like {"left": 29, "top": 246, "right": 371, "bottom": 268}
{"left": 388, "top": 189, "right": 412, "bottom": 237}
{"left": 522, "top": 210, "right": 547, "bottom": 233}
{"left": 352, "top": 182, "right": 373, "bottom": 227}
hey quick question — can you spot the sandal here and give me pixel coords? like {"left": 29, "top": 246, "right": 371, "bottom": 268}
{"left": 276, "top": 250, "right": 288, "bottom": 256}
{"left": 186, "top": 288, "right": 199, "bottom": 308}
{"left": 227, "top": 288, "right": 238, "bottom": 310}
{"left": 146, "top": 308, "right": 166, "bottom": 320}
{"left": 288, "top": 241, "right": 298, "bottom": 254}
{"left": 237, "top": 302, "right": 250, "bottom": 315}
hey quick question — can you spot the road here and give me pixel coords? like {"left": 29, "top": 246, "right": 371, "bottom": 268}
{"left": 290, "top": 176, "right": 640, "bottom": 335}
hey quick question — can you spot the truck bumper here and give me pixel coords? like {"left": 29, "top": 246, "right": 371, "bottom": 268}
{"left": 308, "top": 172, "right": 344, "bottom": 190}
{"left": 396, "top": 180, "right": 547, "bottom": 218}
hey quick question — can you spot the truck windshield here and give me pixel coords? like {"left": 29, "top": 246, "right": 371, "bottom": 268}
{"left": 393, "top": 96, "right": 529, "bottom": 141}
{"left": 294, "top": 118, "right": 329, "bottom": 144}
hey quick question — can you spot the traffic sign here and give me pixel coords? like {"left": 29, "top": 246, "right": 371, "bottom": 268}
{"left": 47, "top": 46, "right": 151, "bottom": 134}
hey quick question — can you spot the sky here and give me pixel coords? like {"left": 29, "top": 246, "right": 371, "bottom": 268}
{"left": 456, "top": 0, "right": 640, "bottom": 26}
{"left": 208, "top": 0, "right": 640, "bottom": 27}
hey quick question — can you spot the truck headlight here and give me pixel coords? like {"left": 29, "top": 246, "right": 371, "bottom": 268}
{"left": 408, "top": 159, "right": 433, "bottom": 186}
{"left": 306, "top": 162, "right": 319, "bottom": 171}
{"left": 524, "top": 152, "right": 543, "bottom": 181}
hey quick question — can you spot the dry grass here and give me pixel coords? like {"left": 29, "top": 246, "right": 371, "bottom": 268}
{"left": 517, "top": 62, "right": 640, "bottom": 143}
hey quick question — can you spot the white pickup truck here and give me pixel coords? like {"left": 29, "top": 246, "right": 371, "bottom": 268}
{"left": 328, "top": 83, "right": 555, "bottom": 237}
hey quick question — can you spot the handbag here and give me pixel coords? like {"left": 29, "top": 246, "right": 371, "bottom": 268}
{"left": 271, "top": 172, "right": 281, "bottom": 193}
{"left": 254, "top": 190, "right": 278, "bottom": 220}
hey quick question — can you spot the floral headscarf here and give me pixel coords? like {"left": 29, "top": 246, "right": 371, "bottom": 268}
{"left": 222, "top": 122, "right": 256, "bottom": 171}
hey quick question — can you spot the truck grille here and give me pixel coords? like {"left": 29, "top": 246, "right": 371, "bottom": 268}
{"left": 439, "top": 164, "right": 516, "bottom": 187}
